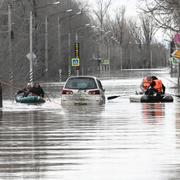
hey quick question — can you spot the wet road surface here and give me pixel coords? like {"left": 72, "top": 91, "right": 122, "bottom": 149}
{"left": 0, "top": 69, "right": 180, "bottom": 180}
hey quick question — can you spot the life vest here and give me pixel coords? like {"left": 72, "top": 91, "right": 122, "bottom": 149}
{"left": 154, "top": 79, "right": 163, "bottom": 93}
{"left": 143, "top": 77, "right": 152, "bottom": 91}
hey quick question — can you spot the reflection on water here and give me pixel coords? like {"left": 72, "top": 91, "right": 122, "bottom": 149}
{"left": 142, "top": 103, "right": 165, "bottom": 124}
{"left": 0, "top": 69, "right": 180, "bottom": 180}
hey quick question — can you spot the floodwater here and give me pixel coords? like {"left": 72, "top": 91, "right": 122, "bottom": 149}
{"left": 0, "top": 69, "right": 180, "bottom": 180}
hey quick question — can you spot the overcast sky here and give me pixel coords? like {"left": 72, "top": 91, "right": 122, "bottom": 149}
{"left": 110, "top": 0, "right": 138, "bottom": 16}
{"left": 80, "top": 0, "right": 168, "bottom": 41}
{"left": 81, "top": 0, "right": 139, "bottom": 17}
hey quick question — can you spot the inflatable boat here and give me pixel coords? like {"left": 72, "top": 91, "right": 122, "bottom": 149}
{"left": 130, "top": 94, "right": 173, "bottom": 103}
{"left": 15, "top": 94, "right": 45, "bottom": 104}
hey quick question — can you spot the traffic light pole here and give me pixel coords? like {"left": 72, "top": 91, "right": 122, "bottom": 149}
{"left": 75, "top": 32, "right": 79, "bottom": 76}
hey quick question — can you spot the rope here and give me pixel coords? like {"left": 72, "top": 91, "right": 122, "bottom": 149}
{"left": 0, "top": 79, "right": 21, "bottom": 90}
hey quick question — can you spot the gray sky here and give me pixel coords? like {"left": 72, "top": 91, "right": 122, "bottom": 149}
{"left": 80, "top": 0, "right": 166, "bottom": 41}
{"left": 82, "top": 0, "right": 139, "bottom": 17}
{"left": 110, "top": 0, "right": 138, "bottom": 16}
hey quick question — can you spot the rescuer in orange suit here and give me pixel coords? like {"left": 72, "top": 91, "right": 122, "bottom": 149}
{"left": 140, "top": 75, "right": 165, "bottom": 94}
{"left": 140, "top": 76, "right": 153, "bottom": 93}
{"left": 151, "top": 76, "right": 165, "bottom": 94}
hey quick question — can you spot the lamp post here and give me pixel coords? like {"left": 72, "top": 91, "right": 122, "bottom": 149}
{"left": 29, "top": 11, "right": 33, "bottom": 83}
{"left": 44, "top": 9, "right": 82, "bottom": 80}
{"left": 8, "top": 4, "right": 13, "bottom": 85}
{"left": 120, "top": 44, "right": 123, "bottom": 71}
{"left": 29, "top": 1, "right": 60, "bottom": 83}
{"left": 58, "top": 16, "right": 61, "bottom": 81}
{"left": 7, "top": 4, "right": 14, "bottom": 99}
{"left": 45, "top": 16, "right": 48, "bottom": 81}
{"left": 44, "top": 9, "right": 73, "bottom": 81}
{"left": 150, "top": 48, "right": 152, "bottom": 68}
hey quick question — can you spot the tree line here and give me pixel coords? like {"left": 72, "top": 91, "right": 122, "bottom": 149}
{"left": 0, "top": 0, "right": 174, "bottom": 84}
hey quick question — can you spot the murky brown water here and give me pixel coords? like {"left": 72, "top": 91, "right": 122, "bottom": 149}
{"left": 0, "top": 69, "right": 180, "bottom": 180}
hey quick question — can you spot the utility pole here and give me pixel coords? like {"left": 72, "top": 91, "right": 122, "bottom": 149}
{"left": 45, "top": 16, "right": 48, "bottom": 81}
{"left": 29, "top": 11, "right": 33, "bottom": 83}
{"left": 58, "top": 16, "right": 62, "bottom": 81}
{"left": 120, "top": 45, "right": 123, "bottom": 71}
{"left": 150, "top": 48, "right": 152, "bottom": 68}
{"left": 8, "top": 4, "right": 13, "bottom": 85}
{"left": 68, "top": 0, "right": 72, "bottom": 77}
{"left": 58, "top": 16, "right": 61, "bottom": 66}
{"left": 68, "top": 32, "right": 71, "bottom": 77}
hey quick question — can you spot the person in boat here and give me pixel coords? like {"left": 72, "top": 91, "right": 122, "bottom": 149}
{"left": 145, "top": 80, "right": 162, "bottom": 101}
{"left": 140, "top": 76, "right": 152, "bottom": 93}
{"left": 145, "top": 81, "right": 159, "bottom": 95}
{"left": 29, "top": 82, "right": 45, "bottom": 98}
{"left": 151, "top": 76, "right": 165, "bottom": 95}
{"left": 140, "top": 76, "right": 165, "bottom": 95}
{"left": 16, "top": 83, "right": 32, "bottom": 97}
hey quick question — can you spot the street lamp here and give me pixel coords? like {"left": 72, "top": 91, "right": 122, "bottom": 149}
{"left": 53, "top": 1, "right": 61, "bottom": 5}
{"left": 44, "top": 9, "right": 73, "bottom": 82}
{"left": 8, "top": 5, "right": 13, "bottom": 85}
{"left": 44, "top": 9, "right": 81, "bottom": 80}
{"left": 29, "top": 1, "right": 60, "bottom": 83}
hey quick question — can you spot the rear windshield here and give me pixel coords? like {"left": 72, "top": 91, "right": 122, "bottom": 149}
{"left": 65, "top": 77, "right": 97, "bottom": 89}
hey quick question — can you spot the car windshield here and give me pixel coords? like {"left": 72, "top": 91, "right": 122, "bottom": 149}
{"left": 65, "top": 77, "right": 97, "bottom": 90}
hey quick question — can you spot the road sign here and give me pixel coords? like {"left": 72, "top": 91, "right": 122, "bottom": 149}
{"left": 101, "top": 59, "right": 110, "bottom": 65}
{"left": 169, "top": 57, "right": 179, "bottom": 64}
{"left": 71, "top": 58, "right": 80, "bottom": 66}
{"left": 174, "top": 33, "right": 180, "bottom": 45}
{"left": 172, "top": 50, "right": 180, "bottom": 59}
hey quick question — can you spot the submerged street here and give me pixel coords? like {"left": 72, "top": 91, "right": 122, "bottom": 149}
{"left": 0, "top": 69, "right": 180, "bottom": 180}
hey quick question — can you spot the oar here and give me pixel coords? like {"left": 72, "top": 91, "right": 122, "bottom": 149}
{"left": 107, "top": 95, "right": 120, "bottom": 100}
{"left": 169, "top": 93, "right": 180, "bottom": 98}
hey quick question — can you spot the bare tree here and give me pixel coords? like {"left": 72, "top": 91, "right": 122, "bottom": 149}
{"left": 139, "top": 13, "right": 157, "bottom": 68}
{"left": 139, "top": 0, "right": 180, "bottom": 32}
{"left": 93, "top": 0, "right": 111, "bottom": 30}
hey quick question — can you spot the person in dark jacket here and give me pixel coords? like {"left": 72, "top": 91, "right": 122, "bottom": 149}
{"left": 145, "top": 81, "right": 158, "bottom": 96}
{"left": 151, "top": 76, "right": 166, "bottom": 94}
{"left": 145, "top": 80, "right": 162, "bottom": 101}
{"left": 29, "top": 83, "right": 45, "bottom": 98}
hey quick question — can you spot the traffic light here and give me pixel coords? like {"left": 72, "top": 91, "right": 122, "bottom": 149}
{"left": 74, "top": 42, "right": 80, "bottom": 58}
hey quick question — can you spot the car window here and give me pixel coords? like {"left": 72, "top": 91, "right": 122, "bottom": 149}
{"left": 65, "top": 77, "right": 97, "bottom": 89}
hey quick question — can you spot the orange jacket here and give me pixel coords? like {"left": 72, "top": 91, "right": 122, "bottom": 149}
{"left": 143, "top": 77, "right": 152, "bottom": 91}
{"left": 154, "top": 79, "right": 163, "bottom": 93}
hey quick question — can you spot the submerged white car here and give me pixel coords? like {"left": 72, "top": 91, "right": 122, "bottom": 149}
{"left": 61, "top": 76, "right": 105, "bottom": 105}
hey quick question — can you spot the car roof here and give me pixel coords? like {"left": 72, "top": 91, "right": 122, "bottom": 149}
{"left": 66, "top": 76, "right": 98, "bottom": 80}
